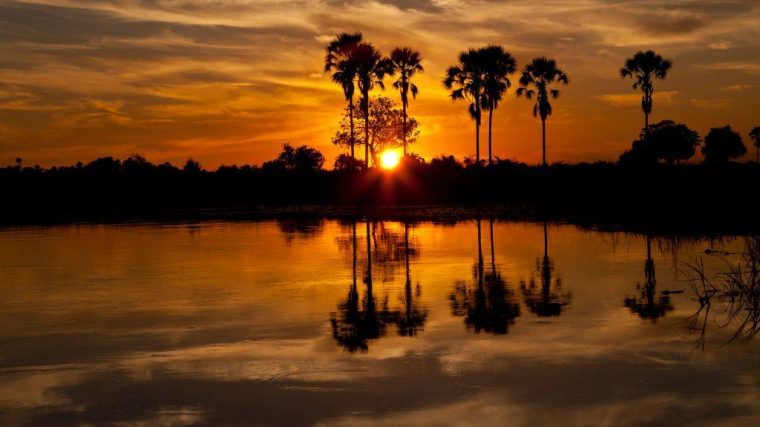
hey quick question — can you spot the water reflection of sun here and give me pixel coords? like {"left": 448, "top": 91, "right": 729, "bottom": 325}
{"left": 380, "top": 150, "right": 400, "bottom": 170}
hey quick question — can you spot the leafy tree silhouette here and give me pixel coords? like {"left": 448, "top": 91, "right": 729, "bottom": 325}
{"left": 702, "top": 125, "right": 746, "bottom": 164}
{"left": 516, "top": 57, "right": 569, "bottom": 167}
{"left": 620, "top": 50, "right": 672, "bottom": 135}
{"left": 389, "top": 47, "right": 424, "bottom": 156}
{"left": 618, "top": 120, "right": 701, "bottom": 165}
{"left": 749, "top": 126, "right": 760, "bottom": 163}
{"left": 332, "top": 97, "right": 419, "bottom": 167}
{"left": 263, "top": 143, "right": 325, "bottom": 172}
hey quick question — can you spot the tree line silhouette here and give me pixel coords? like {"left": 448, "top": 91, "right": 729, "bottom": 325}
{"left": 331, "top": 218, "right": 572, "bottom": 352}
{"left": 4, "top": 150, "right": 760, "bottom": 230}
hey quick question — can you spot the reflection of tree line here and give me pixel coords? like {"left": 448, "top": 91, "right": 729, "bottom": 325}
{"left": 327, "top": 219, "right": 760, "bottom": 353}
{"left": 332, "top": 218, "right": 575, "bottom": 353}
{"left": 450, "top": 218, "right": 521, "bottom": 334}
{"left": 331, "top": 221, "right": 427, "bottom": 352}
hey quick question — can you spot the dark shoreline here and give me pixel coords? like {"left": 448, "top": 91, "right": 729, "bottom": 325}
{"left": 4, "top": 160, "right": 759, "bottom": 236}
{"left": 2, "top": 204, "right": 757, "bottom": 238}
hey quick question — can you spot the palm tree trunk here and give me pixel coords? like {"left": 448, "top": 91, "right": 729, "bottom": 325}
{"left": 541, "top": 118, "right": 547, "bottom": 167}
{"left": 475, "top": 105, "right": 481, "bottom": 165}
{"left": 402, "top": 100, "right": 408, "bottom": 156}
{"left": 644, "top": 112, "right": 649, "bottom": 135}
{"left": 349, "top": 99, "right": 355, "bottom": 161}
{"left": 364, "top": 95, "right": 370, "bottom": 169}
{"left": 488, "top": 104, "right": 494, "bottom": 165}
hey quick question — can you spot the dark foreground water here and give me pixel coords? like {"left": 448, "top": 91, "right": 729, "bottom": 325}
{"left": 1, "top": 219, "right": 759, "bottom": 426}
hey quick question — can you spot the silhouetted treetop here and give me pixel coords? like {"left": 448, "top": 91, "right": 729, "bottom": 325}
{"left": 619, "top": 120, "right": 700, "bottom": 165}
{"left": 702, "top": 126, "right": 746, "bottom": 164}
{"left": 750, "top": 126, "right": 760, "bottom": 163}
{"left": 264, "top": 143, "right": 325, "bottom": 172}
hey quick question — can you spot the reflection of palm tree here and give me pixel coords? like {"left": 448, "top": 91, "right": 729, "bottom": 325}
{"left": 624, "top": 236, "right": 673, "bottom": 321}
{"left": 330, "top": 221, "right": 394, "bottom": 353}
{"left": 450, "top": 217, "right": 520, "bottom": 334}
{"left": 397, "top": 222, "right": 428, "bottom": 336}
{"left": 520, "top": 222, "right": 571, "bottom": 316}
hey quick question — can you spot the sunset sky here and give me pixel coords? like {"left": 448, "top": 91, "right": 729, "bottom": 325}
{"left": 1, "top": 0, "right": 758, "bottom": 168}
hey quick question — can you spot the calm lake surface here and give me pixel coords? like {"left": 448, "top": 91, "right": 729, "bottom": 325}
{"left": 1, "top": 219, "right": 759, "bottom": 426}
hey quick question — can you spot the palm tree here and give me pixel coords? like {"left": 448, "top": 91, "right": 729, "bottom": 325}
{"left": 390, "top": 48, "right": 424, "bottom": 156}
{"left": 750, "top": 126, "right": 760, "bottom": 163}
{"left": 620, "top": 50, "right": 672, "bottom": 135}
{"left": 444, "top": 49, "right": 486, "bottom": 165}
{"left": 325, "top": 33, "right": 362, "bottom": 162}
{"left": 354, "top": 43, "right": 394, "bottom": 168}
{"left": 516, "top": 57, "right": 569, "bottom": 166}
{"left": 480, "top": 46, "right": 517, "bottom": 165}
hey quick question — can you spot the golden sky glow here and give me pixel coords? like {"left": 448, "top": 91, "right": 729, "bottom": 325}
{"left": 0, "top": 0, "right": 759, "bottom": 167}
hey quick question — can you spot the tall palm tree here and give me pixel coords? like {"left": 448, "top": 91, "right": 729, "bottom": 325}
{"left": 620, "top": 50, "right": 672, "bottom": 135}
{"left": 390, "top": 48, "right": 424, "bottom": 156}
{"left": 750, "top": 126, "right": 760, "bottom": 163}
{"left": 325, "top": 33, "right": 362, "bottom": 162}
{"left": 516, "top": 57, "right": 569, "bottom": 166}
{"left": 444, "top": 49, "right": 486, "bottom": 165}
{"left": 354, "top": 43, "right": 394, "bottom": 168}
{"left": 480, "top": 46, "right": 517, "bottom": 165}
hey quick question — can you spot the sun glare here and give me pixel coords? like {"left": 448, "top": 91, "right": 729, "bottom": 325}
{"left": 380, "top": 151, "right": 400, "bottom": 170}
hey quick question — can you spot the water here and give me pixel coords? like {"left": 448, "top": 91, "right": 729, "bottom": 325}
{"left": 0, "top": 219, "right": 758, "bottom": 426}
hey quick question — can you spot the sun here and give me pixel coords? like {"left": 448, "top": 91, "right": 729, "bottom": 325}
{"left": 380, "top": 150, "right": 400, "bottom": 170}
